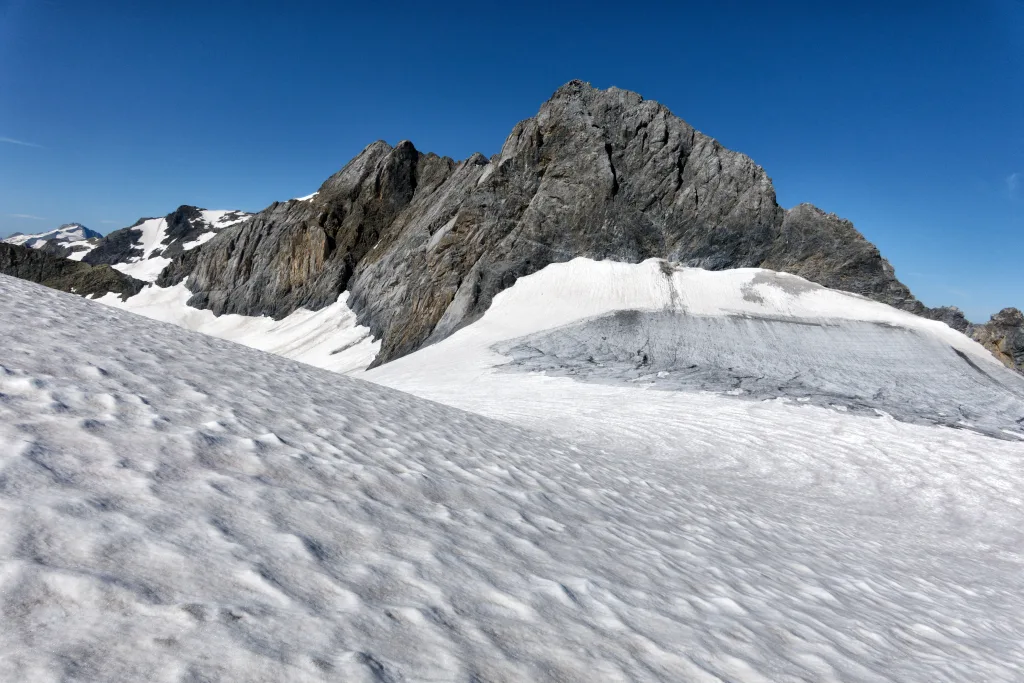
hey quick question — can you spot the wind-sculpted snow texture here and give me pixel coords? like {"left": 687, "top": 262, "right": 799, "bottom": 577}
{"left": 168, "top": 81, "right": 935, "bottom": 366}
{"left": 4, "top": 275, "right": 1024, "bottom": 681}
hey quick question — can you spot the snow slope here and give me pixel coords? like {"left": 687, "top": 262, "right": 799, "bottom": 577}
{"left": 3, "top": 269, "right": 1024, "bottom": 680}
{"left": 3, "top": 223, "right": 99, "bottom": 248}
{"left": 368, "top": 258, "right": 1024, "bottom": 437}
{"left": 97, "top": 283, "right": 378, "bottom": 375}
{"left": 366, "top": 258, "right": 1024, "bottom": 556}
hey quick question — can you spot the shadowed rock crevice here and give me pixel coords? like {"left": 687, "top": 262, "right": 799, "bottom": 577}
{"left": 157, "top": 80, "right": 985, "bottom": 366}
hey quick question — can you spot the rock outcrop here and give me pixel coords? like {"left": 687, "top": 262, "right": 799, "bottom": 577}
{"left": 163, "top": 81, "right": 944, "bottom": 367}
{"left": 0, "top": 242, "right": 145, "bottom": 300}
{"left": 83, "top": 206, "right": 252, "bottom": 269}
{"left": 970, "top": 308, "right": 1024, "bottom": 373}
{"left": 82, "top": 217, "right": 150, "bottom": 266}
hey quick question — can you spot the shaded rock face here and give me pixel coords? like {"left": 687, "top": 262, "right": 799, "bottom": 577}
{"left": 970, "top": 308, "right": 1024, "bottom": 373}
{"left": 84, "top": 207, "right": 252, "bottom": 270}
{"left": 0, "top": 243, "right": 145, "bottom": 300}
{"left": 163, "top": 81, "right": 934, "bottom": 366}
{"left": 83, "top": 221, "right": 147, "bottom": 266}
{"left": 919, "top": 306, "right": 971, "bottom": 334}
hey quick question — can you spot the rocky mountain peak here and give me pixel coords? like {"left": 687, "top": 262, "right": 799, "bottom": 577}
{"left": 971, "top": 308, "right": 1024, "bottom": 372}
{"left": 159, "top": 82, "right": 937, "bottom": 367}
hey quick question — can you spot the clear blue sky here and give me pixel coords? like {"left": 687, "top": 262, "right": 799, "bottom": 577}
{"left": 1, "top": 0, "right": 1021, "bottom": 321}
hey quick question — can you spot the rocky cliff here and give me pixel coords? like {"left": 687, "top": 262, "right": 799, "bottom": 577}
{"left": 970, "top": 308, "right": 1024, "bottom": 372}
{"left": 165, "top": 81, "right": 947, "bottom": 367}
{"left": 0, "top": 243, "right": 145, "bottom": 300}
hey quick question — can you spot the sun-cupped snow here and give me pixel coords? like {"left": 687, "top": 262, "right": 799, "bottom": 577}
{"left": 96, "top": 283, "right": 378, "bottom": 374}
{"left": 2, "top": 273, "right": 1024, "bottom": 682}
{"left": 366, "top": 257, "right": 1024, "bottom": 524}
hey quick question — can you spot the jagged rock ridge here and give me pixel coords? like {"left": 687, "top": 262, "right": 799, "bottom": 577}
{"left": 84, "top": 206, "right": 251, "bottom": 267}
{"left": 167, "top": 81, "right": 952, "bottom": 367}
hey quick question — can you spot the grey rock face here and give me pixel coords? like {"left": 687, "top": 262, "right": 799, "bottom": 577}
{"left": 0, "top": 243, "right": 145, "bottom": 300}
{"left": 918, "top": 306, "right": 971, "bottom": 334}
{"left": 83, "top": 223, "right": 147, "bottom": 266}
{"left": 162, "top": 81, "right": 959, "bottom": 366}
{"left": 970, "top": 308, "right": 1024, "bottom": 373}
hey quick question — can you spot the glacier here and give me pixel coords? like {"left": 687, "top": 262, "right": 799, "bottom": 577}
{"left": 1, "top": 263, "right": 1024, "bottom": 680}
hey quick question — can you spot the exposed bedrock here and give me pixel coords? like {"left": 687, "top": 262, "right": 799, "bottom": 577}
{"left": 971, "top": 308, "right": 1024, "bottom": 373}
{"left": 0, "top": 243, "right": 145, "bottom": 300}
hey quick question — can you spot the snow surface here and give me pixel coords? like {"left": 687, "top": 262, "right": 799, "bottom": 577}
{"left": 96, "top": 283, "right": 378, "bottom": 375}
{"left": 295, "top": 191, "right": 319, "bottom": 201}
{"left": 3, "top": 258, "right": 1024, "bottom": 679}
{"left": 200, "top": 209, "right": 251, "bottom": 229}
{"left": 109, "top": 217, "right": 174, "bottom": 281}
{"left": 64, "top": 241, "right": 99, "bottom": 261}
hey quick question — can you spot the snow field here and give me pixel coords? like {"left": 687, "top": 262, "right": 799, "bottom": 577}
{"left": 2, "top": 270, "right": 1024, "bottom": 680}
{"left": 96, "top": 284, "right": 379, "bottom": 375}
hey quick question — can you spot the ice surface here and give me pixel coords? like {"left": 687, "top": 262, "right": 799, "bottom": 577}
{"left": 495, "top": 309, "right": 1024, "bottom": 438}
{"left": 3, "top": 264, "right": 1024, "bottom": 680}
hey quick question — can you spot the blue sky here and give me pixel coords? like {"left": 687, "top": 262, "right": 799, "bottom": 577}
{"left": 1, "top": 0, "right": 1021, "bottom": 321}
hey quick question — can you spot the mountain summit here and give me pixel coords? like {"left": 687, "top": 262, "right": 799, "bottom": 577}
{"left": 164, "top": 81, "right": 945, "bottom": 365}
{"left": 3, "top": 223, "right": 103, "bottom": 259}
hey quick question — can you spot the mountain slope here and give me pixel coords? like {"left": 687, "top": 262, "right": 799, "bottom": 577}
{"left": 0, "top": 242, "right": 145, "bottom": 300}
{"left": 84, "top": 205, "right": 250, "bottom": 282}
{"left": 2, "top": 274, "right": 1023, "bottom": 681}
{"left": 164, "top": 81, "right": 936, "bottom": 366}
{"left": 4, "top": 223, "right": 103, "bottom": 260}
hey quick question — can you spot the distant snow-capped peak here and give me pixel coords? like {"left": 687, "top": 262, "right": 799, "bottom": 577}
{"left": 4, "top": 223, "right": 102, "bottom": 249}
